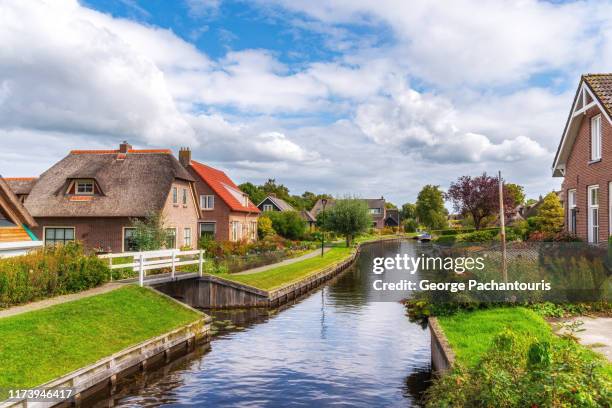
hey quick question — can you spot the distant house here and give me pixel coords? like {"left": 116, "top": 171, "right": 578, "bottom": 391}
{"left": 0, "top": 176, "right": 42, "bottom": 257}
{"left": 257, "top": 195, "right": 295, "bottom": 212}
{"left": 15, "top": 142, "right": 200, "bottom": 252}
{"left": 179, "top": 148, "right": 260, "bottom": 242}
{"left": 552, "top": 74, "right": 612, "bottom": 243}
{"left": 384, "top": 208, "right": 400, "bottom": 227}
{"left": 300, "top": 210, "right": 317, "bottom": 231}
{"left": 311, "top": 197, "right": 389, "bottom": 229}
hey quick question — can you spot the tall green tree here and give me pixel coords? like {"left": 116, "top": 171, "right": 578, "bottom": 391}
{"left": 265, "top": 211, "right": 306, "bottom": 240}
{"left": 324, "top": 198, "right": 372, "bottom": 246}
{"left": 506, "top": 183, "right": 526, "bottom": 207}
{"left": 416, "top": 185, "right": 447, "bottom": 230}
{"left": 400, "top": 202, "right": 416, "bottom": 220}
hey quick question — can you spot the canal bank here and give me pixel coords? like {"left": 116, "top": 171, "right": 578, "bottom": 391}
{"left": 91, "top": 239, "right": 434, "bottom": 407}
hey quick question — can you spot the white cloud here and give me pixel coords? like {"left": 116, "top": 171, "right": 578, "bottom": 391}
{"left": 355, "top": 84, "right": 548, "bottom": 163}
{"left": 0, "top": 0, "right": 195, "bottom": 145}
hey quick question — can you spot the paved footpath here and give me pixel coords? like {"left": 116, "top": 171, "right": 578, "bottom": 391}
{"left": 554, "top": 316, "right": 612, "bottom": 362}
{"left": 235, "top": 247, "right": 331, "bottom": 275}
{"left": 0, "top": 282, "right": 125, "bottom": 319}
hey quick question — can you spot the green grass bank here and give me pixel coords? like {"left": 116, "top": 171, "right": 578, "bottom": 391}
{"left": 0, "top": 285, "right": 201, "bottom": 396}
{"left": 216, "top": 246, "right": 354, "bottom": 291}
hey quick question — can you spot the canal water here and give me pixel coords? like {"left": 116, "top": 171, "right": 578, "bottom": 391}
{"left": 106, "top": 240, "right": 432, "bottom": 407}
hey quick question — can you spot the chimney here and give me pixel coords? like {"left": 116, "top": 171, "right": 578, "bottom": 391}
{"left": 119, "top": 141, "right": 132, "bottom": 153}
{"left": 179, "top": 147, "right": 192, "bottom": 167}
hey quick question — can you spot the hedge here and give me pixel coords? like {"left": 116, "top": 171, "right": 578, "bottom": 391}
{"left": 0, "top": 243, "right": 109, "bottom": 308}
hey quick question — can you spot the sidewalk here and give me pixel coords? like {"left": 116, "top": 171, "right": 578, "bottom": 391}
{"left": 235, "top": 247, "right": 331, "bottom": 275}
{"left": 555, "top": 316, "right": 612, "bottom": 362}
{"left": 0, "top": 282, "right": 125, "bottom": 319}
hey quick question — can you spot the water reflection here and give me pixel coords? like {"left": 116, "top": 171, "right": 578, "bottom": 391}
{"left": 102, "top": 240, "right": 431, "bottom": 407}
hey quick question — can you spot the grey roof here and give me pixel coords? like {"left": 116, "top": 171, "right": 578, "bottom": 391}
{"left": 311, "top": 197, "right": 386, "bottom": 217}
{"left": 24, "top": 150, "right": 194, "bottom": 218}
{"left": 259, "top": 195, "right": 295, "bottom": 212}
{"left": 5, "top": 178, "right": 37, "bottom": 195}
{"left": 300, "top": 210, "right": 316, "bottom": 222}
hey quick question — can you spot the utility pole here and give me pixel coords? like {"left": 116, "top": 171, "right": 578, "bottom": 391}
{"left": 498, "top": 170, "right": 508, "bottom": 282}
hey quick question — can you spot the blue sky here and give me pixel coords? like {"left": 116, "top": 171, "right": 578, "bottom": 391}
{"left": 2, "top": 0, "right": 612, "bottom": 205}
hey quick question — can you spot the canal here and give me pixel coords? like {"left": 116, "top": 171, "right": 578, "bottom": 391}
{"left": 105, "top": 240, "right": 432, "bottom": 407}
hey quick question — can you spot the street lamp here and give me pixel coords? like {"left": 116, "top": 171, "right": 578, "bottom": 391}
{"left": 321, "top": 198, "right": 328, "bottom": 257}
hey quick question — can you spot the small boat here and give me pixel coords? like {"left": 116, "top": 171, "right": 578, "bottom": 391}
{"left": 417, "top": 233, "right": 432, "bottom": 242}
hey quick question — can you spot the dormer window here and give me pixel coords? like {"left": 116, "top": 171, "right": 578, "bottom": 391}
{"left": 243, "top": 194, "right": 249, "bottom": 207}
{"left": 591, "top": 114, "right": 601, "bottom": 161}
{"left": 75, "top": 179, "right": 94, "bottom": 195}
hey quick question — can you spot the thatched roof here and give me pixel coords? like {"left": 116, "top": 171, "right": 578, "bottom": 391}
{"left": 0, "top": 176, "right": 37, "bottom": 227}
{"left": 4, "top": 178, "right": 37, "bottom": 195}
{"left": 24, "top": 150, "right": 194, "bottom": 217}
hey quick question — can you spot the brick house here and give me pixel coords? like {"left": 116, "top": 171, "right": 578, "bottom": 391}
{"left": 0, "top": 176, "right": 42, "bottom": 257}
{"left": 553, "top": 74, "right": 612, "bottom": 244}
{"left": 310, "top": 197, "right": 390, "bottom": 229}
{"left": 13, "top": 142, "right": 199, "bottom": 252}
{"left": 178, "top": 148, "right": 260, "bottom": 242}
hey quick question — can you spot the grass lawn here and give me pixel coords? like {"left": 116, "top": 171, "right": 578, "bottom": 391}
{"left": 216, "top": 246, "right": 354, "bottom": 291}
{"left": 0, "top": 285, "right": 201, "bottom": 395}
{"left": 438, "top": 307, "right": 553, "bottom": 367}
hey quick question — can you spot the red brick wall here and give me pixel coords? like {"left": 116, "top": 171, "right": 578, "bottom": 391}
{"left": 187, "top": 167, "right": 258, "bottom": 242}
{"left": 561, "top": 105, "right": 612, "bottom": 243}
{"left": 32, "top": 217, "right": 132, "bottom": 252}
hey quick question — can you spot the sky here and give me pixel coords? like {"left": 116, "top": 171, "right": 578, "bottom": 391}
{"left": 2, "top": 0, "right": 612, "bottom": 206}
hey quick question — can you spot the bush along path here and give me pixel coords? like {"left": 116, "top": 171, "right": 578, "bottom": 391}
{"left": 424, "top": 307, "right": 612, "bottom": 408}
{"left": 234, "top": 247, "right": 331, "bottom": 275}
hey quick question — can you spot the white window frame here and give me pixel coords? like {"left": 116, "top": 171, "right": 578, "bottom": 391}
{"left": 263, "top": 204, "right": 273, "bottom": 212}
{"left": 588, "top": 185, "right": 599, "bottom": 244}
{"left": 172, "top": 187, "right": 178, "bottom": 204}
{"left": 230, "top": 221, "right": 241, "bottom": 242}
{"left": 182, "top": 188, "right": 188, "bottom": 206}
{"left": 567, "top": 189, "right": 577, "bottom": 234}
{"left": 75, "top": 179, "right": 94, "bottom": 195}
{"left": 184, "top": 227, "right": 192, "bottom": 248}
{"left": 122, "top": 227, "right": 137, "bottom": 253}
{"left": 200, "top": 195, "right": 214, "bottom": 210}
{"left": 166, "top": 227, "right": 177, "bottom": 249}
{"left": 43, "top": 226, "right": 75, "bottom": 247}
{"left": 250, "top": 221, "right": 257, "bottom": 240}
{"left": 591, "top": 114, "right": 602, "bottom": 161}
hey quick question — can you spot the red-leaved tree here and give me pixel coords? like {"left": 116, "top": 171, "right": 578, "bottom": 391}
{"left": 445, "top": 173, "right": 517, "bottom": 230}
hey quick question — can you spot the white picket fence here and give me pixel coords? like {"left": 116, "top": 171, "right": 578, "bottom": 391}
{"left": 98, "top": 249, "right": 205, "bottom": 286}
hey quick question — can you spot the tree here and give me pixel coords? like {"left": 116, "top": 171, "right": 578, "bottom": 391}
{"left": 506, "top": 183, "right": 526, "bottom": 207}
{"left": 262, "top": 179, "right": 291, "bottom": 201}
{"left": 265, "top": 211, "right": 306, "bottom": 240}
{"left": 257, "top": 215, "right": 275, "bottom": 239}
{"left": 531, "top": 192, "right": 564, "bottom": 234}
{"left": 238, "top": 182, "right": 266, "bottom": 206}
{"left": 323, "top": 197, "right": 372, "bottom": 246}
{"left": 129, "top": 212, "right": 172, "bottom": 251}
{"left": 445, "top": 173, "right": 516, "bottom": 230}
{"left": 385, "top": 202, "right": 397, "bottom": 209}
{"left": 526, "top": 198, "right": 538, "bottom": 206}
{"left": 416, "top": 185, "right": 447, "bottom": 230}
{"left": 401, "top": 202, "right": 416, "bottom": 220}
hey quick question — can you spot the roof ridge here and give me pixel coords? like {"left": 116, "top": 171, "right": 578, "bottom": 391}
{"left": 70, "top": 149, "right": 172, "bottom": 155}
{"left": 3, "top": 177, "right": 37, "bottom": 180}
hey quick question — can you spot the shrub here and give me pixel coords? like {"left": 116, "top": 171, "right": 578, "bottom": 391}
{"left": 257, "top": 215, "right": 275, "bottom": 239}
{"left": 0, "top": 242, "right": 109, "bottom": 307}
{"left": 265, "top": 211, "right": 306, "bottom": 240}
{"left": 425, "top": 329, "right": 611, "bottom": 407}
{"left": 459, "top": 228, "right": 499, "bottom": 242}
{"left": 403, "top": 218, "right": 418, "bottom": 233}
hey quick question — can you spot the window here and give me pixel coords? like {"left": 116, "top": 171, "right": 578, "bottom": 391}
{"left": 182, "top": 189, "right": 188, "bottom": 206}
{"left": 243, "top": 194, "right": 249, "bottom": 207}
{"left": 44, "top": 227, "right": 75, "bottom": 246}
{"left": 591, "top": 115, "right": 602, "bottom": 161}
{"left": 231, "top": 221, "right": 241, "bottom": 242}
{"left": 200, "top": 195, "right": 214, "bottom": 210}
{"left": 172, "top": 187, "right": 178, "bottom": 204}
{"left": 76, "top": 180, "right": 94, "bottom": 194}
{"left": 166, "top": 228, "right": 176, "bottom": 248}
{"left": 568, "top": 189, "right": 577, "bottom": 234}
{"left": 199, "top": 222, "right": 215, "bottom": 239}
{"left": 184, "top": 227, "right": 192, "bottom": 247}
{"left": 263, "top": 204, "right": 273, "bottom": 212}
{"left": 250, "top": 221, "right": 257, "bottom": 240}
{"left": 123, "top": 228, "right": 138, "bottom": 252}
{"left": 588, "top": 185, "right": 599, "bottom": 244}
{"left": 370, "top": 208, "right": 381, "bottom": 215}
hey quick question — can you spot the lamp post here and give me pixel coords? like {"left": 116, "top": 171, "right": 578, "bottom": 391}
{"left": 321, "top": 198, "right": 328, "bottom": 257}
